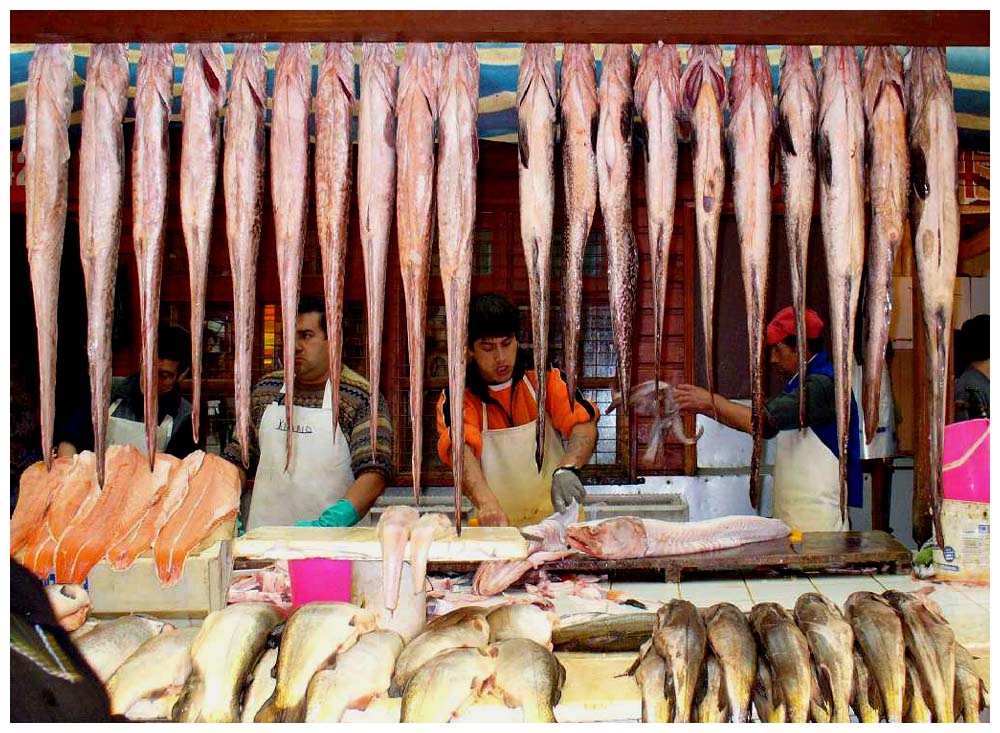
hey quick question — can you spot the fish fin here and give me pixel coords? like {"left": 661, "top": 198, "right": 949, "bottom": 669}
{"left": 472, "top": 124, "right": 480, "bottom": 166}
{"left": 682, "top": 60, "right": 703, "bottom": 111}
{"left": 201, "top": 53, "right": 223, "bottom": 99}
{"left": 518, "top": 119, "right": 529, "bottom": 168}
{"left": 776, "top": 112, "right": 796, "bottom": 156}
{"left": 910, "top": 147, "right": 929, "bottom": 199}
{"left": 818, "top": 132, "right": 833, "bottom": 187}
{"left": 254, "top": 694, "right": 280, "bottom": 723}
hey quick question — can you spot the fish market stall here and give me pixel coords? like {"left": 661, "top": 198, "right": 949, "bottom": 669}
{"left": 9, "top": 8, "right": 990, "bottom": 725}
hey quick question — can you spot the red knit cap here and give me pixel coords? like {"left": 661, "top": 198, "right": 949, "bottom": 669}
{"left": 765, "top": 306, "right": 824, "bottom": 347}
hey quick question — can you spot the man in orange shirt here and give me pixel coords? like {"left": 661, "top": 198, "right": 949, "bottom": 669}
{"left": 436, "top": 294, "right": 599, "bottom": 527}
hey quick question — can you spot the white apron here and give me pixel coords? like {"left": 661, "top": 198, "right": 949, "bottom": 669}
{"left": 106, "top": 399, "right": 173, "bottom": 455}
{"left": 772, "top": 427, "right": 849, "bottom": 532}
{"left": 479, "top": 379, "right": 566, "bottom": 528}
{"left": 247, "top": 381, "right": 354, "bottom": 530}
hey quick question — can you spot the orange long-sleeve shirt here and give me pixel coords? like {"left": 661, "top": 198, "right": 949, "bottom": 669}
{"left": 436, "top": 362, "right": 598, "bottom": 466}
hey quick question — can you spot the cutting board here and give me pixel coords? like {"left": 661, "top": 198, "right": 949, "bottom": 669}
{"left": 234, "top": 525, "right": 528, "bottom": 562}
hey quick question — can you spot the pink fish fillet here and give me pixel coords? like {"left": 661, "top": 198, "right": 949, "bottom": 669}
{"left": 78, "top": 43, "right": 130, "bottom": 484}
{"left": 409, "top": 512, "right": 456, "bottom": 594}
{"left": 270, "top": 42, "right": 313, "bottom": 471}
{"left": 132, "top": 43, "right": 175, "bottom": 467}
{"left": 23, "top": 43, "right": 74, "bottom": 470}
{"left": 180, "top": 43, "right": 226, "bottom": 446}
{"left": 224, "top": 43, "right": 267, "bottom": 468}
{"left": 11, "top": 457, "right": 74, "bottom": 556}
{"left": 376, "top": 505, "right": 419, "bottom": 611}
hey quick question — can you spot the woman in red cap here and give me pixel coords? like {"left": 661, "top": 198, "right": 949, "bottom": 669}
{"left": 675, "top": 306, "right": 862, "bottom": 532}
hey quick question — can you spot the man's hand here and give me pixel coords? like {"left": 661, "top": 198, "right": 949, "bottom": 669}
{"left": 475, "top": 495, "right": 509, "bottom": 527}
{"left": 674, "top": 384, "right": 715, "bottom": 415}
{"left": 551, "top": 467, "right": 586, "bottom": 513}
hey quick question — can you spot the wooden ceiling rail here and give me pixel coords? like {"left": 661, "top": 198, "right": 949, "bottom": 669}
{"left": 11, "top": 10, "right": 990, "bottom": 46}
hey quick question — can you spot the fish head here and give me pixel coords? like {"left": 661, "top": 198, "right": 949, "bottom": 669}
{"left": 600, "top": 44, "right": 635, "bottom": 92}
{"left": 320, "top": 42, "right": 358, "bottom": 104}
{"left": 400, "top": 42, "right": 440, "bottom": 112}
{"left": 566, "top": 517, "right": 646, "bottom": 559}
{"left": 680, "top": 45, "right": 726, "bottom": 115}
{"left": 728, "top": 45, "right": 774, "bottom": 116}
{"left": 518, "top": 43, "right": 557, "bottom": 108}
{"left": 634, "top": 42, "right": 681, "bottom": 116}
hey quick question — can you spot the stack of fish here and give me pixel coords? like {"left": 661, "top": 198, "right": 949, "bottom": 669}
{"left": 11, "top": 447, "right": 240, "bottom": 587}
{"left": 628, "top": 591, "right": 987, "bottom": 723}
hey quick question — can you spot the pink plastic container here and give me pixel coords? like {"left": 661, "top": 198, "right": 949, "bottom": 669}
{"left": 942, "top": 418, "right": 989, "bottom": 503}
{"left": 288, "top": 558, "right": 352, "bottom": 609}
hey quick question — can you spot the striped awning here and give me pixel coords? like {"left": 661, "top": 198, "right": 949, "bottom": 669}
{"left": 9, "top": 43, "right": 989, "bottom": 151}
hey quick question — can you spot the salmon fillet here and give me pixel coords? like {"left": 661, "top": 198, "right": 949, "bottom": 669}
{"left": 153, "top": 454, "right": 240, "bottom": 587}
{"left": 11, "top": 456, "right": 74, "bottom": 555}
{"left": 54, "top": 444, "right": 164, "bottom": 584}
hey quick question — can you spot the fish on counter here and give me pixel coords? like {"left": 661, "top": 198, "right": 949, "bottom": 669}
{"left": 727, "top": 44, "right": 775, "bottom": 509}
{"left": 702, "top": 602, "right": 756, "bottom": 723}
{"left": 793, "top": 592, "right": 855, "bottom": 723}
{"left": 552, "top": 611, "right": 656, "bottom": 653}
{"left": 596, "top": 44, "right": 638, "bottom": 421}
{"left": 391, "top": 613, "right": 490, "bottom": 693}
{"left": 954, "top": 643, "right": 989, "bottom": 723}
{"left": 23, "top": 43, "right": 74, "bottom": 471}
{"left": 776, "top": 45, "right": 819, "bottom": 427}
{"left": 653, "top": 599, "right": 706, "bottom": 723}
{"left": 749, "top": 602, "right": 812, "bottom": 723}
{"left": 270, "top": 42, "right": 312, "bottom": 471}
{"left": 491, "top": 638, "right": 565, "bottom": 723}
{"left": 424, "top": 604, "right": 491, "bottom": 632}
{"left": 78, "top": 42, "right": 130, "bottom": 484}
{"left": 904, "top": 653, "right": 934, "bottom": 723}
{"left": 224, "top": 42, "right": 267, "bottom": 469}
{"left": 436, "top": 42, "right": 480, "bottom": 534}
{"left": 409, "top": 511, "right": 456, "bottom": 594}
{"left": 845, "top": 590, "right": 905, "bottom": 722}
{"left": 629, "top": 639, "right": 673, "bottom": 723}
{"left": 179, "top": 43, "right": 226, "bottom": 448}
{"left": 241, "top": 646, "right": 279, "bottom": 723}
{"left": 304, "top": 629, "right": 404, "bottom": 722}
{"left": 256, "top": 602, "right": 377, "bottom": 723}
{"left": 105, "top": 626, "right": 199, "bottom": 719}
{"left": 400, "top": 646, "right": 497, "bottom": 723}
{"left": 471, "top": 548, "right": 573, "bottom": 597}
{"left": 559, "top": 43, "right": 598, "bottom": 409}
{"left": 376, "top": 505, "right": 420, "bottom": 611}
{"left": 566, "top": 514, "right": 790, "bottom": 559}
{"left": 751, "top": 653, "right": 786, "bottom": 724}
{"left": 315, "top": 42, "right": 357, "bottom": 436}
{"left": 679, "top": 44, "right": 726, "bottom": 417}
{"left": 486, "top": 602, "right": 555, "bottom": 648}
{"left": 693, "top": 648, "right": 729, "bottom": 723}
{"left": 808, "top": 656, "right": 834, "bottom": 723}
{"left": 396, "top": 43, "right": 439, "bottom": 498}
{"left": 634, "top": 42, "right": 681, "bottom": 430}
{"left": 175, "top": 602, "right": 284, "bottom": 723}
{"left": 44, "top": 583, "right": 91, "bottom": 633}
{"left": 75, "top": 614, "right": 174, "bottom": 683}
{"left": 905, "top": 47, "right": 961, "bottom": 547}
{"left": 851, "top": 643, "right": 885, "bottom": 723}
{"left": 517, "top": 42, "right": 558, "bottom": 470}
{"left": 358, "top": 42, "right": 398, "bottom": 462}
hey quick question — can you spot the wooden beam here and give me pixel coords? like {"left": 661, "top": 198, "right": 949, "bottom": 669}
{"left": 959, "top": 225, "right": 990, "bottom": 263}
{"left": 11, "top": 10, "right": 989, "bottom": 45}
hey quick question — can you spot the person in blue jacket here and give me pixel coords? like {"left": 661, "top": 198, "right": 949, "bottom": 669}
{"left": 675, "top": 306, "right": 862, "bottom": 531}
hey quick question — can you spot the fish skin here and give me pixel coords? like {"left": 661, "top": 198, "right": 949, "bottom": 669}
{"left": 270, "top": 42, "right": 312, "bottom": 472}
{"left": 679, "top": 45, "right": 726, "bottom": 420}
{"left": 904, "top": 653, "right": 934, "bottom": 723}
{"left": 851, "top": 644, "right": 884, "bottom": 722}
{"left": 883, "top": 588, "right": 956, "bottom": 722}
{"left": 241, "top": 647, "right": 279, "bottom": 723}
{"left": 437, "top": 43, "right": 480, "bottom": 534}
{"left": 175, "top": 602, "right": 284, "bottom": 723}
{"left": 256, "top": 602, "right": 377, "bottom": 723}
{"left": 392, "top": 615, "right": 491, "bottom": 692}
{"left": 905, "top": 47, "right": 960, "bottom": 547}
{"left": 425, "top": 605, "right": 490, "bottom": 632}
{"left": 653, "top": 599, "right": 706, "bottom": 723}
{"left": 409, "top": 511, "right": 455, "bottom": 594}
{"left": 793, "top": 592, "right": 854, "bottom": 723}
{"left": 486, "top": 602, "right": 555, "bottom": 648}
{"left": 844, "top": 590, "right": 906, "bottom": 722}
{"left": 224, "top": 43, "right": 267, "bottom": 469}
{"left": 559, "top": 44, "right": 599, "bottom": 409}
{"left": 131, "top": 44, "right": 174, "bottom": 468}
{"left": 597, "top": 44, "right": 638, "bottom": 426}
{"left": 954, "top": 643, "right": 988, "bottom": 723}
{"left": 693, "top": 647, "right": 729, "bottom": 723}
{"left": 315, "top": 42, "right": 356, "bottom": 438}
{"left": 492, "top": 638, "right": 565, "bottom": 722}
{"left": 396, "top": 43, "right": 439, "bottom": 500}
{"left": 78, "top": 43, "right": 130, "bottom": 484}
{"left": 750, "top": 602, "right": 812, "bottom": 723}
{"left": 777, "top": 45, "right": 819, "bottom": 428}
{"left": 817, "top": 46, "right": 866, "bottom": 523}
{"left": 105, "top": 627, "right": 199, "bottom": 716}
{"left": 728, "top": 45, "right": 776, "bottom": 510}
{"left": 179, "top": 42, "right": 226, "bottom": 448}
{"left": 304, "top": 629, "right": 404, "bottom": 722}
{"left": 24, "top": 43, "right": 74, "bottom": 471}
{"left": 634, "top": 42, "right": 681, "bottom": 424}
{"left": 861, "top": 46, "right": 909, "bottom": 442}
{"left": 76, "top": 614, "right": 173, "bottom": 683}
{"left": 703, "top": 602, "right": 757, "bottom": 723}
{"left": 551, "top": 611, "right": 656, "bottom": 653}
{"left": 376, "top": 505, "right": 420, "bottom": 611}
{"left": 400, "top": 646, "right": 497, "bottom": 723}
{"left": 358, "top": 42, "right": 398, "bottom": 460}
{"left": 630, "top": 639, "right": 673, "bottom": 723}
{"left": 517, "top": 43, "right": 558, "bottom": 470}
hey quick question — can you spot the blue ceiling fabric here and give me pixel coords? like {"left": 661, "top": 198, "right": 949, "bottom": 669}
{"left": 9, "top": 43, "right": 989, "bottom": 151}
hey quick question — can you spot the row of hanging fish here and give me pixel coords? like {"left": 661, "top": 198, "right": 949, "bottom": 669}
{"left": 10, "top": 445, "right": 239, "bottom": 586}
{"left": 629, "top": 591, "right": 986, "bottom": 723}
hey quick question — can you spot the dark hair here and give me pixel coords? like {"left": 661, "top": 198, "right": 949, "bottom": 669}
{"left": 780, "top": 334, "right": 824, "bottom": 357}
{"left": 297, "top": 295, "right": 327, "bottom": 338}
{"left": 468, "top": 293, "right": 520, "bottom": 348}
{"left": 960, "top": 314, "right": 990, "bottom": 364}
{"left": 158, "top": 325, "right": 191, "bottom": 373}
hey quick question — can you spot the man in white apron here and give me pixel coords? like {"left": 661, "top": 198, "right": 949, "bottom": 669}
{"left": 54, "top": 325, "right": 199, "bottom": 459}
{"left": 435, "top": 294, "right": 599, "bottom": 528}
{"left": 675, "top": 307, "right": 862, "bottom": 532}
{"left": 220, "top": 297, "right": 393, "bottom": 531}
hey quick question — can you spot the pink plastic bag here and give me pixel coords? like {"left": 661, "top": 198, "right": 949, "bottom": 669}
{"left": 942, "top": 418, "right": 989, "bottom": 503}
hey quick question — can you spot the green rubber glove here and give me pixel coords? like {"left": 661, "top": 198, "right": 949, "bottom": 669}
{"left": 295, "top": 499, "right": 360, "bottom": 528}
{"left": 236, "top": 516, "right": 245, "bottom": 537}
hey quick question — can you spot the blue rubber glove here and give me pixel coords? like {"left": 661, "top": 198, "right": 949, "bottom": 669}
{"left": 295, "top": 499, "right": 360, "bottom": 528}
{"left": 236, "top": 516, "right": 246, "bottom": 537}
